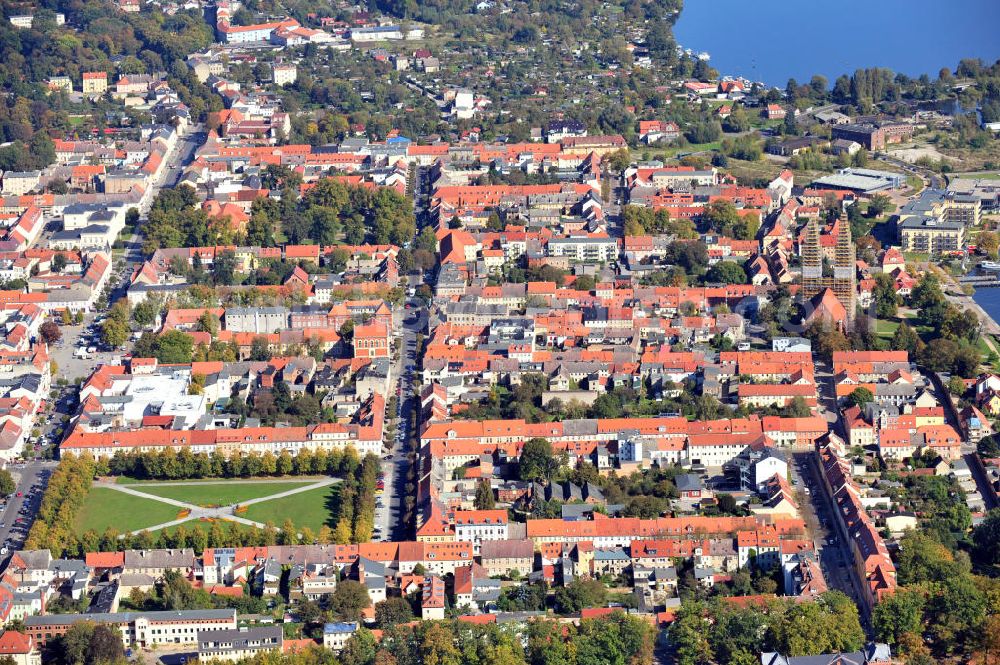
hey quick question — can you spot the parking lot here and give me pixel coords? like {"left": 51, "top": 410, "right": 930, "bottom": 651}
{"left": 0, "top": 460, "right": 56, "bottom": 557}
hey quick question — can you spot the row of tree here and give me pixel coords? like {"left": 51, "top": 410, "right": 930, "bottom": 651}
{"left": 104, "top": 447, "right": 365, "bottom": 481}
{"left": 23, "top": 456, "right": 98, "bottom": 558}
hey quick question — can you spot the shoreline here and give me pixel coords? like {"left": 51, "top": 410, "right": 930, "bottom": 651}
{"left": 962, "top": 289, "right": 1000, "bottom": 337}
{"left": 671, "top": 0, "right": 1000, "bottom": 89}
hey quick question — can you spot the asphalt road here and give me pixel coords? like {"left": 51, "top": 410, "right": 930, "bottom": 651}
{"left": 794, "top": 358, "right": 870, "bottom": 623}
{"left": 791, "top": 451, "right": 868, "bottom": 620}
{"left": 376, "top": 288, "right": 425, "bottom": 542}
{"left": 875, "top": 152, "right": 944, "bottom": 190}
{"left": 0, "top": 460, "right": 57, "bottom": 557}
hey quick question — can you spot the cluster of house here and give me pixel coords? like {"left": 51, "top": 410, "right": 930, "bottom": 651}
{"left": 0, "top": 497, "right": 827, "bottom": 654}
{"left": 0, "top": 116, "right": 187, "bottom": 320}
{"left": 59, "top": 352, "right": 388, "bottom": 459}
{"left": 211, "top": 1, "right": 425, "bottom": 47}
{"left": 418, "top": 165, "right": 846, "bottom": 326}
{"left": 0, "top": 300, "right": 51, "bottom": 460}
{"left": 0, "top": 253, "right": 111, "bottom": 317}
{"left": 838, "top": 350, "right": 964, "bottom": 461}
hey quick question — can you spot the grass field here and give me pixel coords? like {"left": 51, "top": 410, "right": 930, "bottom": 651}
{"left": 243, "top": 485, "right": 340, "bottom": 531}
{"left": 125, "top": 480, "right": 316, "bottom": 507}
{"left": 952, "top": 171, "right": 1000, "bottom": 180}
{"left": 74, "top": 488, "right": 181, "bottom": 534}
{"left": 660, "top": 141, "right": 721, "bottom": 159}
{"left": 875, "top": 318, "right": 901, "bottom": 339}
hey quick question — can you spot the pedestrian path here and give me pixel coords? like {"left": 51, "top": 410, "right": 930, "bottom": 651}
{"left": 94, "top": 477, "right": 340, "bottom": 535}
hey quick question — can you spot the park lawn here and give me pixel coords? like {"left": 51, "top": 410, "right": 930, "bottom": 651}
{"left": 875, "top": 318, "right": 900, "bottom": 339}
{"left": 74, "top": 488, "right": 181, "bottom": 535}
{"left": 244, "top": 485, "right": 340, "bottom": 532}
{"left": 660, "top": 141, "right": 721, "bottom": 159}
{"left": 125, "top": 481, "right": 316, "bottom": 507}
{"left": 976, "top": 335, "right": 1000, "bottom": 365}
{"left": 952, "top": 171, "right": 1000, "bottom": 180}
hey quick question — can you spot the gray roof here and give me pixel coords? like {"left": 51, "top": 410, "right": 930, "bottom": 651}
{"left": 124, "top": 549, "right": 196, "bottom": 569}
{"left": 12, "top": 550, "right": 52, "bottom": 569}
{"left": 675, "top": 474, "right": 703, "bottom": 492}
{"left": 760, "top": 643, "right": 891, "bottom": 665}
{"left": 27, "top": 609, "right": 235, "bottom": 626}
{"left": 199, "top": 625, "right": 282, "bottom": 652}
{"left": 593, "top": 548, "right": 629, "bottom": 561}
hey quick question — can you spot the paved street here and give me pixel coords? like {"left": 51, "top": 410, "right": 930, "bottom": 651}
{"left": 791, "top": 452, "right": 868, "bottom": 619}
{"left": 875, "top": 152, "right": 944, "bottom": 190}
{"left": 377, "top": 287, "right": 425, "bottom": 542}
{"left": 797, "top": 358, "right": 870, "bottom": 622}
{"left": 0, "top": 460, "right": 56, "bottom": 558}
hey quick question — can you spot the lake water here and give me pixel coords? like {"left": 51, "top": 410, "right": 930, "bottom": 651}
{"left": 674, "top": 0, "right": 1000, "bottom": 87}
{"left": 973, "top": 287, "right": 1000, "bottom": 326}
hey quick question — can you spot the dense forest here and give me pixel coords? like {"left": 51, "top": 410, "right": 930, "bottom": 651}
{"left": 0, "top": 0, "right": 221, "bottom": 153}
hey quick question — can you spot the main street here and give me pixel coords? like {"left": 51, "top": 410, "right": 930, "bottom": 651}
{"left": 799, "top": 361, "right": 872, "bottom": 625}
{"left": 115, "top": 125, "right": 207, "bottom": 297}
{"left": 376, "top": 285, "right": 425, "bottom": 542}
{"left": 875, "top": 152, "right": 944, "bottom": 190}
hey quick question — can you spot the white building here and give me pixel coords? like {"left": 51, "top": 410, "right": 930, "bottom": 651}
{"left": 547, "top": 236, "right": 619, "bottom": 263}
{"left": 452, "top": 510, "right": 509, "bottom": 555}
{"left": 197, "top": 627, "right": 282, "bottom": 663}
{"left": 271, "top": 63, "right": 297, "bottom": 86}
{"left": 322, "top": 623, "right": 357, "bottom": 651}
{"left": 350, "top": 25, "right": 425, "bottom": 42}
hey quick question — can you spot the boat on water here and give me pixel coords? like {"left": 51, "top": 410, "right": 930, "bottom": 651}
{"left": 980, "top": 261, "right": 1000, "bottom": 273}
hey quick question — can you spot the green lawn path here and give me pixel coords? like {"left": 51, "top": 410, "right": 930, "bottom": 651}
{"left": 243, "top": 485, "right": 340, "bottom": 532}
{"left": 124, "top": 481, "right": 315, "bottom": 507}
{"left": 75, "top": 487, "right": 181, "bottom": 534}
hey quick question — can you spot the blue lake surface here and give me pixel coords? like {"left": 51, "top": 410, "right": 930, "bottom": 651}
{"left": 974, "top": 287, "right": 1000, "bottom": 326}
{"left": 674, "top": 0, "right": 1000, "bottom": 87}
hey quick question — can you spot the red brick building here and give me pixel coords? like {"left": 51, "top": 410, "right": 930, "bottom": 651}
{"left": 352, "top": 321, "right": 390, "bottom": 358}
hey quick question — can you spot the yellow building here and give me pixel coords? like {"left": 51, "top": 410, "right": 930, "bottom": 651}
{"left": 81, "top": 72, "right": 107, "bottom": 95}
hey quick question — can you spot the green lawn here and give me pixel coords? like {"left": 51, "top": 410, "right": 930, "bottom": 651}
{"left": 243, "top": 485, "right": 340, "bottom": 531}
{"left": 660, "top": 141, "right": 721, "bottom": 158}
{"left": 875, "top": 318, "right": 901, "bottom": 339}
{"left": 74, "top": 488, "right": 181, "bottom": 534}
{"left": 952, "top": 171, "right": 1000, "bottom": 180}
{"left": 123, "top": 480, "right": 316, "bottom": 507}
